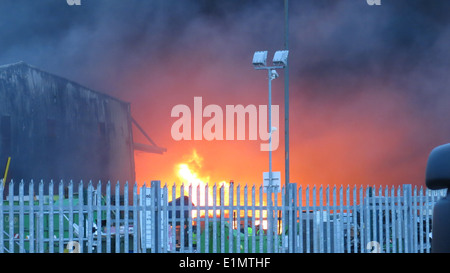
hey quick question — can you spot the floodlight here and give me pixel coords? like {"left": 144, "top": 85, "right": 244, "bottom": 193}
{"left": 272, "top": 50, "right": 289, "bottom": 67}
{"left": 252, "top": 51, "right": 268, "bottom": 68}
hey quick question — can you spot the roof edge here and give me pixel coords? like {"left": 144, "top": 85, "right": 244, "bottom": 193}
{"left": 0, "top": 61, "right": 131, "bottom": 106}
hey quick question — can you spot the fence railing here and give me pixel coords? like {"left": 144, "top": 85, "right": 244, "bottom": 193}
{"left": 0, "top": 180, "right": 447, "bottom": 253}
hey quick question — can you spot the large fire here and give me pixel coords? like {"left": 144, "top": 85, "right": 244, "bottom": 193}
{"left": 175, "top": 150, "right": 229, "bottom": 217}
{"left": 176, "top": 150, "right": 229, "bottom": 205}
{"left": 175, "top": 150, "right": 271, "bottom": 229}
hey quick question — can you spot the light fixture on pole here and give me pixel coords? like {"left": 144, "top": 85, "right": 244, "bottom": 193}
{"left": 252, "top": 49, "right": 288, "bottom": 252}
{"left": 252, "top": 49, "right": 288, "bottom": 189}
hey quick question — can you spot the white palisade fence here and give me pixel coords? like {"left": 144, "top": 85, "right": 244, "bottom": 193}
{"left": 0, "top": 180, "right": 446, "bottom": 253}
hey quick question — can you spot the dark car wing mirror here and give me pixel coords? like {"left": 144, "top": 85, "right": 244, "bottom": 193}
{"left": 426, "top": 143, "right": 450, "bottom": 190}
{"left": 425, "top": 143, "right": 450, "bottom": 253}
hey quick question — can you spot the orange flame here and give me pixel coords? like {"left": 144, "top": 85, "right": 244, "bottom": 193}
{"left": 176, "top": 150, "right": 228, "bottom": 217}
{"left": 174, "top": 150, "right": 276, "bottom": 231}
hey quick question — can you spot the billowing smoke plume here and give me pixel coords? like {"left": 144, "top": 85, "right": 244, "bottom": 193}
{"left": 1, "top": 0, "right": 449, "bottom": 187}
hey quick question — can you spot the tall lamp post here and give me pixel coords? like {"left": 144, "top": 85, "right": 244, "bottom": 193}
{"left": 252, "top": 50, "right": 289, "bottom": 252}
{"left": 284, "top": 0, "right": 293, "bottom": 252}
{"left": 284, "top": 0, "right": 290, "bottom": 194}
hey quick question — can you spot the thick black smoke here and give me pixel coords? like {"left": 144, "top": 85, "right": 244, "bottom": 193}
{"left": 0, "top": 0, "right": 449, "bottom": 186}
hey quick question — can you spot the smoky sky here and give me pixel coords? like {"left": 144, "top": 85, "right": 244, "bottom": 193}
{"left": 1, "top": 0, "right": 449, "bottom": 186}
{"left": 1, "top": 0, "right": 448, "bottom": 92}
{"left": 1, "top": 0, "right": 448, "bottom": 103}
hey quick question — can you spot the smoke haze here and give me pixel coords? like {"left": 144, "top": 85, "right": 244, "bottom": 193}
{"left": 1, "top": 0, "right": 449, "bottom": 187}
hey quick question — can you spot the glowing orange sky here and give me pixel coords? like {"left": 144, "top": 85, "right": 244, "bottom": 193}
{"left": 131, "top": 62, "right": 432, "bottom": 191}
{"left": 1, "top": 0, "right": 448, "bottom": 195}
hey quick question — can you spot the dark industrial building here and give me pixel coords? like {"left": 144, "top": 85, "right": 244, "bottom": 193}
{"left": 0, "top": 61, "right": 165, "bottom": 194}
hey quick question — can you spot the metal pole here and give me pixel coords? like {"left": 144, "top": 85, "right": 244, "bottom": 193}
{"left": 284, "top": 0, "right": 289, "bottom": 189}
{"left": 268, "top": 68, "right": 273, "bottom": 253}
{"left": 268, "top": 69, "right": 273, "bottom": 189}
{"left": 284, "top": 0, "right": 294, "bottom": 254}
{"left": 152, "top": 180, "right": 161, "bottom": 253}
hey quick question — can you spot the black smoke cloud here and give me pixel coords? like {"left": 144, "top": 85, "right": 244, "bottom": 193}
{"left": 1, "top": 0, "right": 448, "bottom": 103}
{"left": 0, "top": 0, "right": 449, "bottom": 186}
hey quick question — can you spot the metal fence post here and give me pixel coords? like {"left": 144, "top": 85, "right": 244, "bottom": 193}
{"left": 49, "top": 180, "right": 54, "bottom": 253}
{"left": 106, "top": 181, "right": 111, "bottom": 253}
{"left": 212, "top": 184, "right": 217, "bottom": 253}
{"left": 162, "top": 184, "right": 168, "bottom": 253}
{"left": 384, "top": 186, "right": 390, "bottom": 253}
{"left": 78, "top": 180, "right": 84, "bottom": 253}
{"left": 133, "top": 182, "right": 139, "bottom": 253}
{"left": 298, "top": 185, "right": 303, "bottom": 253}
{"left": 141, "top": 182, "right": 147, "bottom": 253}
{"left": 287, "top": 184, "right": 292, "bottom": 253}
{"left": 404, "top": 184, "right": 413, "bottom": 253}
{"left": 259, "top": 186, "right": 263, "bottom": 253}
{"left": 197, "top": 184, "right": 201, "bottom": 253}
{"left": 171, "top": 183, "right": 176, "bottom": 253}
{"left": 38, "top": 180, "right": 44, "bottom": 253}
{"left": 0, "top": 181, "right": 3, "bottom": 253}
{"left": 251, "top": 185, "right": 256, "bottom": 253}
{"left": 377, "top": 186, "right": 383, "bottom": 253}
{"left": 229, "top": 183, "right": 233, "bottom": 253}
{"left": 123, "top": 181, "right": 130, "bottom": 253}
{"left": 29, "top": 180, "right": 35, "bottom": 253}
{"left": 391, "top": 186, "right": 397, "bottom": 253}
{"left": 68, "top": 181, "right": 73, "bottom": 252}
{"left": 124, "top": 182, "right": 129, "bottom": 253}
{"left": 115, "top": 181, "right": 120, "bottom": 253}
{"left": 364, "top": 187, "right": 370, "bottom": 253}
{"left": 273, "top": 187, "right": 278, "bottom": 253}
{"left": 281, "top": 186, "right": 286, "bottom": 253}
{"left": 312, "top": 185, "right": 318, "bottom": 253}
{"left": 244, "top": 185, "right": 248, "bottom": 253}
{"left": 8, "top": 181, "right": 13, "bottom": 253}
{"left": 305, "top": 186, "right": 310, "bottom": 253}
{"left": 236, "top": 184, "right": 240, "bottom": 254}
{"left": 220, "top": 185, "right": 225, "bottom": 253}
{"left": 338, "top": 185, "right": 344, "bottom": 253}
{"left": 412, "top": 186, "right": 419, "bottom": 253}
{"left": 188, "top": 185, "right": 193, "bottom": 253}
{"left": 87, "top": 181, "right": 93, "bottom": 253}
{"left": 180, "top": 184, "right": 185, "bottom": 253}
{"left": 96, "top": 181, "right": 102, "bottom": 253}
{"left": 397, "top": 186, "right": 403, "bottom": 252}
{"left": 418, "top": 187, "right": 424, "bottom": 253}
{"left": 58, "top": 181, "right": 64, "bottom": 253}
{"left": 152, "top": 180, "right": 161, "bottom": 253}
{"left": 19, "top": 181, "right": 24, "bottom": 253}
